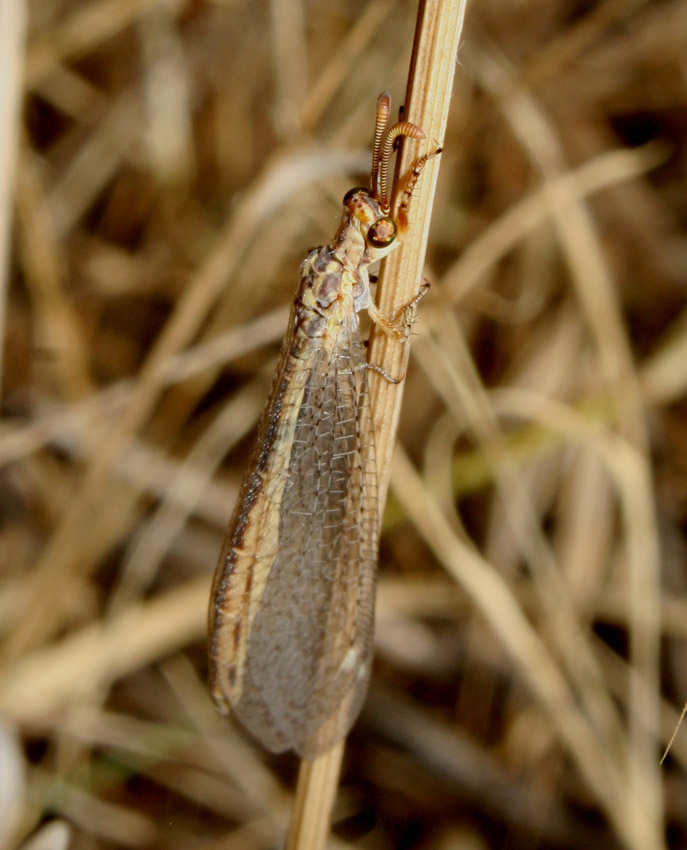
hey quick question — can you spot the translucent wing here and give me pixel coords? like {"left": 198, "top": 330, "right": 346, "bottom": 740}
{"left": 209, "top": 317, "right": 378, "bottom": 758}
{"left": 209, "top": 90, "right": 434, "bottom": 758}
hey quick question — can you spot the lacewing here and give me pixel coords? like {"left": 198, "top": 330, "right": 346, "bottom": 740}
{"left": 208, "top": 92, "right": 437, "bottom": 758}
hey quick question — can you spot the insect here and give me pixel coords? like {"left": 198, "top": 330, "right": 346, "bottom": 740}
{"left": 208, "top": 92, "right": 438, "bottom": 758}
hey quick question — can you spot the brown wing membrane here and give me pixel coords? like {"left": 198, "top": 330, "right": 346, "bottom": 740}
{"left": 210, "top": 322, "right": 378, "bottom": 757}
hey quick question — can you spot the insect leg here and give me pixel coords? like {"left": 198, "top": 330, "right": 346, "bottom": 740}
{"left": 366, "top": 362, "right": 402, "bottom": 385}
{"left": 393, "top": 146, "right": 443, "bottom": 234}
{"left": 367, "top": 280, "right": 430, "bottom": 342}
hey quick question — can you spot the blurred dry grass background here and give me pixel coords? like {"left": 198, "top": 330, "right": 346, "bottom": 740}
{"left": 1, "top": 0, "right": 687, "bottom": 848}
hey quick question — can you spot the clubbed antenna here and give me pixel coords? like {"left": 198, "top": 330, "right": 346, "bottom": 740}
{"left": 370, "top": 92, "right": 391, "bottom": 201}
{"left": 370, "top": 94, "right": 428, "bottom": 212}
{"left": 377, "top": 121, "right": 426, "bottom": 212}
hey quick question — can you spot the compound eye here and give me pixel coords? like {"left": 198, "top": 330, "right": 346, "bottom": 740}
{"left": 367, "top": 216, "right": 396, "bottom": 248}
{"left": 343, "top": 186, "right": 368, "bottom": 204}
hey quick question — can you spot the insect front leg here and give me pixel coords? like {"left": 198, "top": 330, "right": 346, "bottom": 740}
{"left": 365, "top": 279, "right": 430, "bottom": 384}
{"left": 367, "top": 279, "right": 430, "bottom": 343}
{"left": 393, "top": 145, "right": 443, "bottom": 234}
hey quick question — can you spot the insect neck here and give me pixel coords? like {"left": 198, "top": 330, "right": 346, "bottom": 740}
{"left": 331, "top": 216, "right": 369, "bottom": 272}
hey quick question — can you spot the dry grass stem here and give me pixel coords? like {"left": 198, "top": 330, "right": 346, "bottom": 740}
{"left": 368, "top": 0, "right": 467, "bottom": 504}
{"left": 286, "top": 2, "right": 466, "bottom": 847}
